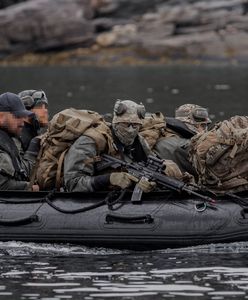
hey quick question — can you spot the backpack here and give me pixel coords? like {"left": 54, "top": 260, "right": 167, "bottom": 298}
{"left": 140, "top": 112, "right": 168, "bottom": 149}
{"left": 36, "top": 108, "right": 114, "bottom": 190}
{"left": 189, "top": 116, "right": 248, "bottom": 193}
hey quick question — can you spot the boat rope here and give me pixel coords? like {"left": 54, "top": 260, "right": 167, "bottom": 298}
{"left": 0, "top": 190, "right": 127, "bottom": 225}
{"left": 44, "top": 189, "right": 126, "bottom": 214}
{"left": 105, "top": 189, "right": 127, "bottom": 210}
{"left": 0, "top": 192, "right": 45, "bottom": 226}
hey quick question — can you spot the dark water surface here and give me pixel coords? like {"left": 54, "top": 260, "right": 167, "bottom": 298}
{"left": 1, "top": 241, "right": 248, "bottom": 300}
{"left": 0, "top": 65, "right": 248, "bottom": 120}
{"left": 0, "top": 65, "right": 248, "bottom": 299}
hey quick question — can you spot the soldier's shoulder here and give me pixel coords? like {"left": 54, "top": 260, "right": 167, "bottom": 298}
{"left": 0, "top": 150, "right": 15, "bottom": 176}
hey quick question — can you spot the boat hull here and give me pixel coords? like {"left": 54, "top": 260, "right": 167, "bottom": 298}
{"left": 0, "top": 190, "right": 247, "bottom": 249}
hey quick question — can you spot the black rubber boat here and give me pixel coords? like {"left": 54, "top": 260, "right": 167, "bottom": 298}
{"left": 0, "top": 189, "right": 248, "bottom": 250}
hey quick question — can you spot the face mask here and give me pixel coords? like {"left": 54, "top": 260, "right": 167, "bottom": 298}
{"left": 113, "top": 123, "right": 140, "bottom": 146}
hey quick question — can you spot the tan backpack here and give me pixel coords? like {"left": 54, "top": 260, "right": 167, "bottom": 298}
{"left": 36, "top": 108, "right": 114, "bottom": 190}
{"left": 140, "top": 112, "right": 167, "bottom": 149}
{"left": 189, "top": 116, "right": 248, "bottom": 193}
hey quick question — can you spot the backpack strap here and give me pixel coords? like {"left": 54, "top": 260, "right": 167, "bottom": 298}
{"left": 56, "top": 149, "right": 68, "bottom": 191}
{"left": 166, "top": 117, "right": 195, "bottom": 139}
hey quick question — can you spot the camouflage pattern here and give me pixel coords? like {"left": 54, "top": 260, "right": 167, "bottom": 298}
{"left": 189, "top": 115, "right": 248, "bottom": 193}
{"left": 112, "top": 100, "right": 145, "bottom": 124}
{"left": 175, "top": 104, "right": 211, "bottom": 133}
{"left": 18, "top": 90, "right": 48, "bottom": 109}
{"left": 64, "top": 134, "right": 151, "bottom": 192}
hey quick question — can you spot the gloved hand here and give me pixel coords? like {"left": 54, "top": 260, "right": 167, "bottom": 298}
{"left": 182, "top": 172, "right": 195, "bottom": 184}
{"left": 137, "top": 177, "right": 156, "bottom": 193}
{"left": 110, "top": 172, "right": 138, "bottom": 189}
{"left": 26, "top": 137, "right": 41, "bottom": 157}
{"left": 163, "top": 160, "right": 183, "bottom": 179}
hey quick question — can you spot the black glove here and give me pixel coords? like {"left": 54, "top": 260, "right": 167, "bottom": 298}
{"left": 26, "top": 137, "right": 41, "bottom": 157}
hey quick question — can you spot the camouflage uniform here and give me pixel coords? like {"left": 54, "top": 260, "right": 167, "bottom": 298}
{"left": 153, "top": 104, "right": 211, "bottom": 176}
{"left": 64, "top": 100, "right": 151, "bottom": 192}
{"left": 64, "top": 134, "right": 151, "bottom": 192}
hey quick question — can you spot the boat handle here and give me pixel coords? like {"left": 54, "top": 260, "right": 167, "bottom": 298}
{"left": 0, "top": 214, "right": 39, "bottom": 226}
{"left": 105, "top": 213, "right": 154, "bottom": 224}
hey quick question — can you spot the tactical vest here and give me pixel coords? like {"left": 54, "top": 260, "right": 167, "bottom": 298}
{"left": 189, "top": 116, "right": 248, "bottom": 193}
{"left": 0, "top": 129, "right": 28, "bottom": 181}
{"left": 36, "top": 108, "right": 116, "bottom": 190}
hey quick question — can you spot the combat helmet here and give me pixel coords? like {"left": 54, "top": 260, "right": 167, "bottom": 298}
{"left": 175, "top": 103, "right": 211, "bottom": 133}
{"left": 112, "top": 99, "right": 146, "bottom": 125}
{"left": 18, "top": 90, "right": 48, "bottom": 110}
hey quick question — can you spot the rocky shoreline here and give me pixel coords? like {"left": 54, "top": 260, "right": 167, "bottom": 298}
{"left": 1, "top": 0, "right": 248, "bottom": 66}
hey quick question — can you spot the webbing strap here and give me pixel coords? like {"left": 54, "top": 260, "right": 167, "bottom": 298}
{"left": 55, "top": 149, "right": 68, "bottom": 191}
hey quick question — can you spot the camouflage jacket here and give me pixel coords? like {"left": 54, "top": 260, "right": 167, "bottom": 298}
{"left": 63, "top": 134, "right": 151, "bottom": 192}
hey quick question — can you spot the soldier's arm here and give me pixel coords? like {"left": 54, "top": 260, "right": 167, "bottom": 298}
{"left": 63, "top": 136, "right": 110, "bottom": 192}
{"left": 13, "top": 137, "right": 37, "bottom": 179}
{"left": 0, "top": 151, "right": 29, "bottom": 190}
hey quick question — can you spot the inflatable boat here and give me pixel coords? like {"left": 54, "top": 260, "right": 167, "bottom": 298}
{"left": 0, "top": 189, "right": 248, "bottom": 250}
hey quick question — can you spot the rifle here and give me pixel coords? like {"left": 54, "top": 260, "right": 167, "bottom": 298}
{"left": 96, "top": 154, "right": 216, "bottom": 204}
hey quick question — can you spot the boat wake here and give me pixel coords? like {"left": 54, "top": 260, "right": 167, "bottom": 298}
{"left": 0, "top": 241, "right": 129, "bottom": 256}
{"left": 157, "top": 241, "right": 248, "bottom": 254}
{"left": 0, "top": 241, "right": 248, "bottom": 256}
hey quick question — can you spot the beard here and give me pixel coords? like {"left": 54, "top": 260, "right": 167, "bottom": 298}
{"left": 2, "top": 120, "right": 22, "bottom": 137}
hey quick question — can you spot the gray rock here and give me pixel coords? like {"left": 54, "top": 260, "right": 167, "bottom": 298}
{"left": 193, "top": 0, "right": 244, "bottom": 11}
{"left": 91, "top": 0, "right": 166, "bottom": 18}
{"left": 0, "top": 0, "right": 95, "bottom": 54}
{"left": 92, "top": 17, "right": 130, "bottom": 32}
{"left": 1, "top": 0, "right": 248, "bottom": 62}
{"left": 157, "top": 4, "right": 201, "bottom": 24}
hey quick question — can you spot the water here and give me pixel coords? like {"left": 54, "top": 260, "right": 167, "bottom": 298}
{"left": 0, "top": 242, "right": 248, "bottom": 299}
{"left": 0, "top": 65, "right": 248, "bottom": 299}
{"left": 0, "top": 65, "right": 248, "bottom": 121}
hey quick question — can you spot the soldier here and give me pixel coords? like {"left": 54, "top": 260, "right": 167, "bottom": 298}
{"left": 63, "top": 100, "right": 182, "bottom": 192}
{"left": 141, "top": 104, "right": 211, "bottom": 177}
{"left": 0, "top": 92, "right": 39, "bottom": 191}
{"left": 175, "top": 104, "right": 211, "bottom": 134}
{"left": 18, "top": 90, "right": 49, "bottom": 151}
